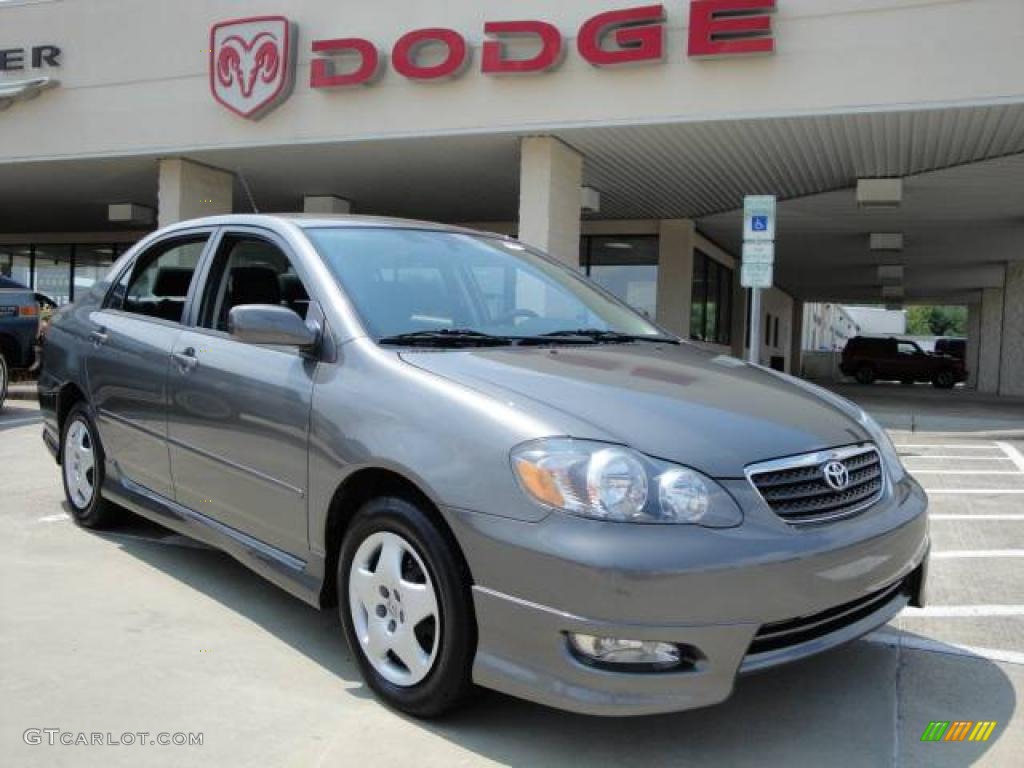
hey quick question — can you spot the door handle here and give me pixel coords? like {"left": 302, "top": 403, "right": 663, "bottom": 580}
{"left": 89, "top": 329, "right": 109, "bottom": 347}
{"left": 172, "top": 348, "right": 199, "bottom": 373}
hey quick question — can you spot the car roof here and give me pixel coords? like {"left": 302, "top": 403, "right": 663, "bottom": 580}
{"left": 0, "top": 275, "right": 29, "bottom": 290}
{"left": 156, "top": 214, "right": 505, "bottom": 239}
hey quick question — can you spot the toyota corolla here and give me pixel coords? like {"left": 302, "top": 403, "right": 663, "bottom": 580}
{"left": 39, "top": 215, "right": 928, "bottom": 717}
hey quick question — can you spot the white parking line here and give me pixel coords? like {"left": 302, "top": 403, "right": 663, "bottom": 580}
{"left": 903, "top": 455, "right": 1013, "bottom": 461}
{"left": 931, "top": 550, "right": 1024, "bottom": 559}
{"left": 912, "top": 470, "right": 1020, "bottom": 475}
{"left": 931, "top": 514, "right": 1024, "bottom": 521}
{"left": 996, "top": 441, "right": 1024, "bottom": 473}
{"left": 896, "top": 444, "right": 1002, "bottom": 449}
{"left": 903, "top": 605, "right": 1024, "bottom": 617}
{"left": 37, "top": 513, "right": 69, "bottom": 523}
{"left": 867, "top": 631, "right": 1024, "bottom": 666}
{"left": 927, "top": 489, "right": 1024, "bottom": 495}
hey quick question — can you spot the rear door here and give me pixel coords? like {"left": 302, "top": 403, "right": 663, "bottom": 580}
{"left": 165, "top": 228, "right": 316, "bottom": 556}
{"left": 893, "top": 341, "right": 924, "bottom": 380}
{"left": 85, "top": 233, "right": 211, "bottom": 498}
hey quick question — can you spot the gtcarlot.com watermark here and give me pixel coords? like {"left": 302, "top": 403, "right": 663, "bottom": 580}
{"left": 24, "top": 729, "right": 203, "bottom": 747}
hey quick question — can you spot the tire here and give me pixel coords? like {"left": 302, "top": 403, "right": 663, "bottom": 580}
{"left": 61, "top": 402, "right": 120, "bottom": 528}
{"left": 0, "top": 352, "right": 8, "bottom": 410}
{"left": 855, "top": 365, "right": 876, "bottom": 385}
{"left": 339, "top": 496, "right": 475, "bottom": 718}
{"left": 932, "top": 370, "right": 955, "bottom": 389}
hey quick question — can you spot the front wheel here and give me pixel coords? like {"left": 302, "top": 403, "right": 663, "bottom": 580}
{"left": 933, "top": 370, "right": 955, "bottom": 389}
{"left": 855, "top": 365, "right": 876, "bottom": 385}
{"left": 61, "top": 403, "right": 120, "bottom": 528}
{"left": 339, "top": 496, "right": 476, "bottom": 718}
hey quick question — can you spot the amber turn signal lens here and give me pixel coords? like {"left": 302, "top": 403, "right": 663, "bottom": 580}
{"left": 512, "top": 457, "right": 565, "bottom": 509}
{"left": 18, "top": 305, "right": 38, "bottom": 317}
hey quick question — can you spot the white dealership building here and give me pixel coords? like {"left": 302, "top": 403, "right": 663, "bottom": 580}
{"left": 1, "top": 0, "right": 1023, "bottom": 394}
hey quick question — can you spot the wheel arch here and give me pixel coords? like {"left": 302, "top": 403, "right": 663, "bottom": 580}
{"left": 0, "top": 331, "right": 21, "bottom": 367}
{"left": 319, "top": 467, "right": 475, "bottom": 608}
{"left": 54, "top": 381, "right": 89, "bottom": 463}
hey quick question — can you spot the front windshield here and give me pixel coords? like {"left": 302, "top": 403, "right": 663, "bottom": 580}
{"left": 306, "top": 227, "right": 666, "bottom": 342}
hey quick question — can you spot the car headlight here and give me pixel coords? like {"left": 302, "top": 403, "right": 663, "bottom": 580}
{"left": 511, "top": 438, "right": 742, "bottom": 526}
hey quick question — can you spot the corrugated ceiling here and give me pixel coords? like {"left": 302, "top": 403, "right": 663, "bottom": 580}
{"left": 563, "top": 103, "right": 1024, "bottom": 219}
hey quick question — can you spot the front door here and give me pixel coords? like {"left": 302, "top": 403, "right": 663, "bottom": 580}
{"left": 166, "top": 231, "right": 316, "bottom": 557}
{"left": 85, "top": 235, "right": 210, "bottom": 498}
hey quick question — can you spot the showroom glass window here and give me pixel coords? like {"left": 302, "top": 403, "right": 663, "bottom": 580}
{"left": 0, "top": 243, "right": 128, "bottom": 303}
{"left": 579, "top": 236, "right": 658, "bottom": 318}
{"left": 689, "top": 250, "right": 733, "bottom": 345}
{"left": 0, "top": 246, "right": 32, "bottom": 286}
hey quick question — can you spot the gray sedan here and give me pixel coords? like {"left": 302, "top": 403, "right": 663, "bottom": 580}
{"left": 39, "top": 215, "right": 928, "bottom": 717}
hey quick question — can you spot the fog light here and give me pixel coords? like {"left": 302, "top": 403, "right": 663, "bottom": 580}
{"left": 568, "top": 633, "right": 682, "bottom": 671}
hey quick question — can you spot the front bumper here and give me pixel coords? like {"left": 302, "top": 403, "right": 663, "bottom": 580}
{"left": 446, "top": 475, "right": 929, "bottom": 716}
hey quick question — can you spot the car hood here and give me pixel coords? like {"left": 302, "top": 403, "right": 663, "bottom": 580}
{"left": 399, "top": 343, "right": 869, "bottom": 478}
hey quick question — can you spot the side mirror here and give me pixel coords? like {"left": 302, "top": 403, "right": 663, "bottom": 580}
{"left": 227, "top": 304, "right": 319, "bottom": 349}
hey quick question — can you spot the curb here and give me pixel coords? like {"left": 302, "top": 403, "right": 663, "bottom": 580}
{"left": 5, "top": 385, "right": 38, "bottom": 402}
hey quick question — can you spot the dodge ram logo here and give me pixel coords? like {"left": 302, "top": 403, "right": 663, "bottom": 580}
{"left": 210, "top": 16, "right": 295, "bottom": 119}
{"left": 822, "top": 460, "right": 850, "bottom": 491}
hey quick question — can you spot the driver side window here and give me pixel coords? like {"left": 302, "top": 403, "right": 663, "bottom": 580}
{"left": 897, "top": 342, "right": 919, "bottom": 357}
{"left": 106, "top": 238, "right": 207, "bottom": 324}
{"left": 198, "top": 234, "right": 311, "bottom": 332}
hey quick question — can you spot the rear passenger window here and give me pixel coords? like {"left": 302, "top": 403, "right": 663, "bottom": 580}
{"left": 198, "top": 235, "right": 311, "bottom": 332}
{"left": 107, "top": 239, "right": 207, "bottom": 323}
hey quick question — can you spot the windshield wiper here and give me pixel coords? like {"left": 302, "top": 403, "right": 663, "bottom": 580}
{"left": 531, "top": 329, "right": 679, "bottom": 344}
{"left": 377, "top": 329, "right": 514, "bottom": 347}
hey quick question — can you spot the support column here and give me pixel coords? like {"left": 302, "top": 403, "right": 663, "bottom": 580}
{"left": 999, "top": 262, "right": 1024, "bottom": 397}
{"left": 789, "top": 301, "right": 804, "bottom": 376}
{"left": 731, "top": 278, "right": 747, "bottom": 359}
{"left": 965, "top": 302, "right": 981, "bottom": 389}
{"left": 977, "top": 285, "right": 1004, "bottom": 394}
{"left": 157, "top": 158, "right": 233, "bottom": 227}
{"left": 654, "top": 219, "right": 695, "bottom": 338}
{"left": 517, "top": 137, "right": 583, "bottom": 267}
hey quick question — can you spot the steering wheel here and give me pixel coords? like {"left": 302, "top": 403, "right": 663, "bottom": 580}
{"left": 492, "top": 308, "right": 540, "bottom": 326}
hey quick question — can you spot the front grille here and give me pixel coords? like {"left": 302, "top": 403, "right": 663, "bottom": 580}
{"left": 747, "top": 445, "right": 884, "bottom": 524}
{"left": 747, "top": 578, "right": 909, "bottom": 656}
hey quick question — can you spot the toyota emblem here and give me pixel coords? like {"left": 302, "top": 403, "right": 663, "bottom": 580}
{"left": 822, "top": 460, "right": 850, "bottom": 491}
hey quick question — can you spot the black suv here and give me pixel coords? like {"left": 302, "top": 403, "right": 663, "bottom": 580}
{"left": 840, "top": 336, "right": 966, "bottom": 389}
{"left": 934, "top": 337, "right": 966, "bottom": 360}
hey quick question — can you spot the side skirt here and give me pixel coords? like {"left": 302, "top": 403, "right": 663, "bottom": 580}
{"left": 101, "top": 465, "right": 326, "bottom": 608}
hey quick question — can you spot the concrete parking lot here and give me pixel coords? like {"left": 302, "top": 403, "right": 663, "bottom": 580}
{"left": 1, "top": 398, "right": 1022, "bottom": 767}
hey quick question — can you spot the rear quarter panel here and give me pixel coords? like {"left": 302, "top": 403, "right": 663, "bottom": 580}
{"left": 38, "top": 288, "right": 106, "bottom": 441}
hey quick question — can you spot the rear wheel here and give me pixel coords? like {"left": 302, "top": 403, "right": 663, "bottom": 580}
{"left": 339, "top": 496, "right": 475, "bottom": 718}
{"left": 855, "top": 365, "right": 876, "bottom": 385}
{"left": 61, "top": 403, "right": 120, "bottom": 528}
{"left": 933, "top": 370, "right": 955, "bottom": 389}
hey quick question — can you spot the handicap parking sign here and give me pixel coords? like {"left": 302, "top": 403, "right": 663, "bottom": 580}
{"left": 743, "top": 195, "right": 776, "bottom": 241}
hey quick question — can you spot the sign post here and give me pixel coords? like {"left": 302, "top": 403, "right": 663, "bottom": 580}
{"left": 741, "top": 195, "right": 777, "bottom": 365}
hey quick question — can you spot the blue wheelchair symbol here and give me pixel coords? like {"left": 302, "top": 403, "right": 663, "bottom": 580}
{"left": 751, "top": 215, "right": 769, "bottom": 232}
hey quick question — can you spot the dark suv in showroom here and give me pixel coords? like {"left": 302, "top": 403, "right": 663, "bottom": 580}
{"left": 840, "top": 336, "right": 966, "bottom": 388}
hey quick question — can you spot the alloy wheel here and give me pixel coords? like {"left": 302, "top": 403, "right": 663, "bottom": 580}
{"left": 63, "top": 419, "right": 96, "bottom": 509}
{"left": 348, "top": 530, "right": 441, "bottom": 687}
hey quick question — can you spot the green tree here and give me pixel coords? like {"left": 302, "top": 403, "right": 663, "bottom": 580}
{"left": 905, "top": 306, "right": 966, "bottom": 336}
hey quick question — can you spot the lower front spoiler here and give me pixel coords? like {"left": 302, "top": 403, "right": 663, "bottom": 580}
{"left": 471, "top": 562, "right": 925, "bottom": 717}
